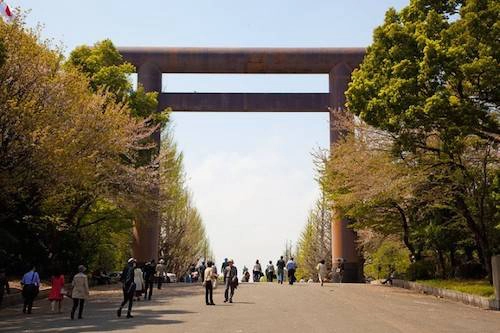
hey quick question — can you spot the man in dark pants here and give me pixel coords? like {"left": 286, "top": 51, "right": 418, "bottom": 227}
{"left": 286, "top": 258, "right": 297, "bottom": 285}
{"left": 276, "top": 256, "right": 286, "bottom": 284}
{"left": 117, "top": 258, "right": 136, "bottom": 318}
{"left": 21, "top": 266, "right": 40, "bottom": 314}
{"left": 0, "top": 268, "right": 10, "bottom": 308}
{"left": 223, "top": 259, "right": 238, "bottom": 303}
{"left": 143, "top": 260, "right": 155, "bottom": 300}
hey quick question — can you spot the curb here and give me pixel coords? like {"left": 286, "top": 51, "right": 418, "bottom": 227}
{"left": 391, "top": 279, "right": 498, "bottom": 311}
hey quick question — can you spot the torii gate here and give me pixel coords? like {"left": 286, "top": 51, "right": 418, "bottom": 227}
{"left": 119, "top": 47, "right": 366, "bottom": 282}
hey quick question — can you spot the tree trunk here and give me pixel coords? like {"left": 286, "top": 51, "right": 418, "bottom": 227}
{"left": 394, "top": 203, "right": 417, "bottom": 262}
{"left": 456, "top": 196, "right": 492, "bottom": 283}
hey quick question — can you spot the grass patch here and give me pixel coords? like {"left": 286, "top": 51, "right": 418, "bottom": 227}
{"left": 416, "top": 279, "right": 494, "bottom": 298}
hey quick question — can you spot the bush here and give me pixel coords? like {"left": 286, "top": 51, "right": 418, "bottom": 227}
{"left": 407, "top": 260, "right": 435, "bottom": 281}
{"left": 364, "top": 240, "right": 410, "bottom": 279}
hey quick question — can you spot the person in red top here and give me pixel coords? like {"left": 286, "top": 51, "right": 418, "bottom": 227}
{"left": 48, "top": 270, "right": 65, "bottom": 313}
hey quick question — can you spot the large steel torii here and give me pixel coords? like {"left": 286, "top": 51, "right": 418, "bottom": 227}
{"left": 119, "top": 47, "right": 366, "bottom": 282}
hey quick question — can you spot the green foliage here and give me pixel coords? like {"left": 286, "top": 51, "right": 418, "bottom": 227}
{"left": 347, "top": 0, "right": 499, "bottom": 149}
{"left": 416, "top": 279, "right": 495, "bottom": 298}
{"left": 0, "top": 16, "right": 157, "bottom": 275}
{"left": 342, "top": 0, "right": 499, "bottom": 282}
{"left": 157, "top": 131, "right": 212, "bottom": 276}
{"left": 407, "top": 260, "right": 436, "bottom": 280}
{"left": 296, "top": 196, "right": 332, "bottom": 281}
{"left": 66, "top": 39, "right": 168, "bottom": 124}
{"left": 0, "top": 38, "right": 5, "bottom": 66}
{"left": 365, "top": 239, "right": 411, "bottom": 279}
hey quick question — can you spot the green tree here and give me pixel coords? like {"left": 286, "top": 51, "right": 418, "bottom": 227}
{"left": 157, "top": 131, "right": 212, "bottom": 276}
{"left": 296, "top": 195, "right": 332, "bottom": 281}
{"left": 0, "top": 17, "right": 157, "bottom": 274}
{"left": 66, "top": 39, "right": 168, "bottom": 126}
{"left": 345, "top": 0, "right": 499, "bottom": 281}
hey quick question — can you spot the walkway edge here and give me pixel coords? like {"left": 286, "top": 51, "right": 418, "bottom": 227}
{"left": 391, "top": 279, "right": 499, "bottom": 311}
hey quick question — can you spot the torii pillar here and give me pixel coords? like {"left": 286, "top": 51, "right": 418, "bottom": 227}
{"left": 131, "top": 62, "right": 162, "bottom": 263}
{"left": 329, "top": 63, "right": 362, "bottom": 282}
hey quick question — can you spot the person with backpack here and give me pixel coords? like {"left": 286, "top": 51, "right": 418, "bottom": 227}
{"left": 276, "top": 256, "right": 286, "bottom": 284}
{"left": 117, "top": 258, "right": 136, "bottom": 319}
{"left": 20, "top": 266, "right": 40, "bottom": 314}
{"left": 265, "top": 261, "right": 275, "bottom": 282}
{"left": 252, "top": 260, "right": 262, "bottom": 283}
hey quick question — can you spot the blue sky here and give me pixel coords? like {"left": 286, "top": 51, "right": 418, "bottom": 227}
{"left": 14, "top": 0, "right": 408, "bottom": 270}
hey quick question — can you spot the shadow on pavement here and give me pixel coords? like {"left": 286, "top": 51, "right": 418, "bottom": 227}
{"left": 0, "top": 284, "right": 202, "bottom": 332}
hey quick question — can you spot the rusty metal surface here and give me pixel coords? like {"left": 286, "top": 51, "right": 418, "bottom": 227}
{"left": 118, "top": 47, "right": 365, "bottom": 73}
{"left": 159, "top": 93, "right": 330, "bottom": 112}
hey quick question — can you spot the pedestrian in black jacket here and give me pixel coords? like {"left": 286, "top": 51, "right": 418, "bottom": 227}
{"left": 117, "top": 258, "right": 136, "bottom": 318}
{"left": 0, "top": 268, "right": 10, "bottom": 308}
{"left": 223, "top": 259, "right": 238, "bottom": 303}
{"left": 143, "top": 260, "right": 155, "bottom": 301}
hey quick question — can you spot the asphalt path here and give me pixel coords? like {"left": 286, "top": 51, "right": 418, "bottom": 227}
{"left": 0, "top": 282, "right": 499, "bottom": 332}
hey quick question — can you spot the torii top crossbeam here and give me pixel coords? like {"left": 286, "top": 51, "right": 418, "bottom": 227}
{"left": 118, "top": 47, "right": 366, "bottom": 73}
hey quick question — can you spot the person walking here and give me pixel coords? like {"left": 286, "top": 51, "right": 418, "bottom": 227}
{"left": 266, "top": 261, "right": 275, "bottom": 282}
{"left": 143, "top": 260, "right": 155, "bottom": 300}
{"left": 211, "top": 262, "right": 218, "bottom": 289}
{"left": 223, "top": 259, "right": 238, "bottom": 303}
{"left": 133, "top": 264, "right": 144, "bottom": 301}
{"left": 221, "top": 258, "right": 228, "bottom": 273}
{"left": 70, "top": 265, "right": 89, "bottom": 320}
{"left": 276, "top": 256, "right": 286, "bottom": 284}
{"left": 48, "top": 269, "right": 64, "bottom": 313}
{"left": 20, "top": 266, "right": 40, "bottom": 314}
{"left": 156, "top": 259, "right": 166, "bottom": 289}
{"left": 286, "top": 258, "right": 297, "bottom": 285}
{"left": 117, "top": 258, "right": 136, "bottom": 319}
{"left": 316, "top": 260, "right": 327, "bottom": 287}
{"left": 203, "top": 261, "right": 216, "bottom": 305}
{"left": 252, "top": 260, "right": 262, "bottom": 283}
{"left": 198, "top": 261, "right": 207, "bottom": 283}
{"left": 0, "top": 268, "right": 10, "bottom": 308}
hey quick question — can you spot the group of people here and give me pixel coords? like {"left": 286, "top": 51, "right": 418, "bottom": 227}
{"left": 8, "top": 257, "right": 169, "bottom": 320}
{"left": 16, "top": 265, "right": 90, "bottom": 319}
{"left": 201, "top": 258, "right": 239, "bottom": 305}
{"left": 247, "top": 257, "right": 344, "bottom": 286}
{"left": 249, "top": 256, "right": 297, "bottom": 285}
{"left": 3, "top": 255, "right": 346, "bottom": 320}
{"left": 117, "top": 257, "right": 168, "bottom": 318}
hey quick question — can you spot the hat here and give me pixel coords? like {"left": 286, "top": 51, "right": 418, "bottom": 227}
{"left": 128, "top": 258, "right": 136, "bottom": 264}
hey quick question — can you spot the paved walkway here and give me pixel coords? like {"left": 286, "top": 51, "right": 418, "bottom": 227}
{"left": 0, "top": 282, "right": 499, "bottom": 332}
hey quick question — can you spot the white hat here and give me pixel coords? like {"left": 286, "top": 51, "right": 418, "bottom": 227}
{"left": 128, "top": 258, "right": 136, "bottom": 263}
